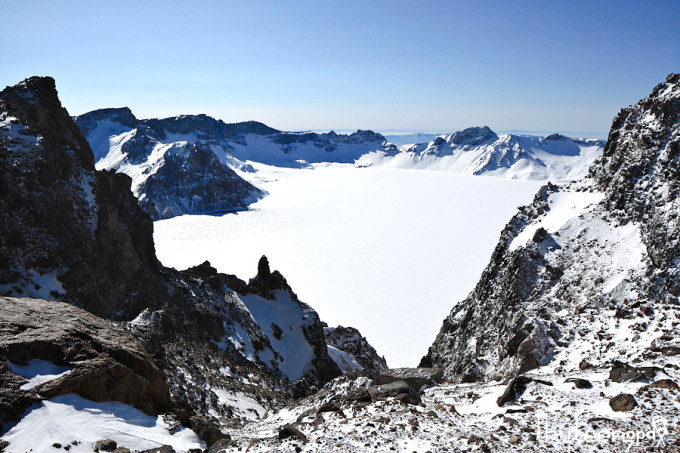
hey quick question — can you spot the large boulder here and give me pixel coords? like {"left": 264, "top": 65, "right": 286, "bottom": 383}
{"left": 378, "top": 368, "right": 443, "bottom": 390}
{"left": 609, "top": 393, "right": 637, "bottom": 412}
{"left": 0, "top": 296, "right": 172, "bottom": 426}
{"left": 368, "top": 380, "right": 421, "bottom": 404}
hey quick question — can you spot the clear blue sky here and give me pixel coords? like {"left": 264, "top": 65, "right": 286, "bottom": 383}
{"left": 1, "top": 1, "right": 678, "bottom": 136}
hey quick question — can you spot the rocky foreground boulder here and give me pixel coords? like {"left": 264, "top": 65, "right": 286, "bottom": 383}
{"left": 0, "top": 297, "right": 171, "bottom": 429}
{"left": 421, "top": 74, "right": 680, "bottom": 383}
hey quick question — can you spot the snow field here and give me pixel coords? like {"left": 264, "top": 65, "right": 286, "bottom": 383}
{"left": 154, "top": 164, "right": 542, "bottom": 366}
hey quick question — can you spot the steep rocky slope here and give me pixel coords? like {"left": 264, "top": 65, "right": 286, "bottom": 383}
{"left": 0, "top": 78, "right": 384, "bottom": 445}
{"left": 0, "top": 77, "right": 158, "bottom": 320}
{"left": 422, "top": 74, "right": 680, "bottom": 383}
{"left": 75, "top": 109, "right": 396, "bottom": 219}
{"left": 357, "top": 126, "right": 603, "bottom": 181}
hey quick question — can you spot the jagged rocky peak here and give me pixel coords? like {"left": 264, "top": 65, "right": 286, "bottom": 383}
{"left": 245, "top": 255, "right": 298, "bottom": 300}
{"left": 422, "top": 74, "right": 680, "bottom": 383}
{"left": 349, "top": 129, "right": 387, "bottom": 142}
{"left": 1, "top": 76, "right": 94, "bottom": 168}
{"left": 357, "top": 124, "right": 603, "bottom": 181}
{"left": 448, "top": 126, "right": 498, "bottom": 146}
{"left": 0, "top": 76, "right": 158, "bottom": 319}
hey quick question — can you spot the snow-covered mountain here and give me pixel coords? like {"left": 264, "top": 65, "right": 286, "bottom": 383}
{"left": 422, "top": 73, "right": 680, "bottom": 384}
{"left": 358, "top": 126, "right": 604, "bottom": 181}
{"left": 74, "top": 108, "right": 397, "bottom": 219}
{"left": 75, "top": 110, "right": 602, "bottom": 222}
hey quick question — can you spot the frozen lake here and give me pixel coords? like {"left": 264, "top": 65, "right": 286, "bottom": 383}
{"left": 154, "top": 165, "right": 543, "bottom": 367}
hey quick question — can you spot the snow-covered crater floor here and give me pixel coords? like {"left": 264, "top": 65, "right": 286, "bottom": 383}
{"left": 154, "top": 164, "right": 542, "bottom": 367}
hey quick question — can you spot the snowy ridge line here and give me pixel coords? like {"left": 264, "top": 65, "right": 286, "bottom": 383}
{"left": 357, "top": 127, "right": 604, "bottom": 182}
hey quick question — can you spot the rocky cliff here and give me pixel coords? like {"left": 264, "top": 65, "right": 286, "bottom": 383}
{"left": 0, "top": 77, "right": 158, "bottom": 319}
{"left": 422, "top": 74, "right": 680, "bottom": 383}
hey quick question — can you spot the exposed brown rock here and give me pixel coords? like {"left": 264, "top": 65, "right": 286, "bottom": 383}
{"left": 609, "top": 393, "right": 637, "bottom": 412}
{"left": 0, "top": 297, "right": 171, "bottom": 425}
{"left": 378, "top": 368, "right": 443, "bottom": 390}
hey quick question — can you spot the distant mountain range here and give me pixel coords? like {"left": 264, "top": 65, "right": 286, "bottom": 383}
{"left": 74, "top": 109, "right": 396, "bottom": 219}
{"left": 75, "top": 110, "right": 604, "bottom": 220}
{"left": 359, "top": 126, "right": 604, "bottom": 181}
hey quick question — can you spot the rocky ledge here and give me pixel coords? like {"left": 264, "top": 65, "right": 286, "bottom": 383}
{"left": 0, "top": 297, "right": 171, "bottom": 429}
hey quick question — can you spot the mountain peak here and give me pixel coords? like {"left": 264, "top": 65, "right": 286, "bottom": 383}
{"left": 543, "top": 133, "right": 571, "bottom": 141}
{"left": 1, "top": 75, "right": 94, "bottom": 169}
{"left": 448, "top": 126, "right": 498, "bottom": 146}
{"left": 75, "top": 107, "right": 138, "bottom": 128}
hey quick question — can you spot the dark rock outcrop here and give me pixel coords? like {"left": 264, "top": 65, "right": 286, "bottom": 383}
{"left": 245, "top": 256, "right": 296, "bottom": 300}
{"left": 378, "top": 368, "right": 443, "bottom": 390}
{"left": 0, "top": 297, "right": 171, "bottom": 426}
{"left": 609, "top": 361, "right": 654, "bottom": 383}
{"left": 0, "top": 76, "right": 157, "bottom": 320}
{"left": 565, "top": 378, "right": 593, "bottom": 389}
{"left": 324, "top": 325, "right": 387, "bottom": 376}
{"left": 497, "top": 377, "right": 535, "bottom": 407}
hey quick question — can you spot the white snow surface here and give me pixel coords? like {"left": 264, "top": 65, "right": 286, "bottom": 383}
{"left": 154, "top": 164, "right": 542, "bottom": 366}
{"left": 7, "top": 359, "right": 72, "bottom": 391}
{"left": 240, "top": 290, "right": 316, "bottom": 381}
{"left": 210, "top": 388, "right": 266, "bottom": 422}
{"left": 509, "top": 189, "right": 605, "bottom": 251}
{"left": 327, "top": 345, "right": 363, "bottom": 373}
{"left": 0, "top": 394, "right": 204, "bottom": 452}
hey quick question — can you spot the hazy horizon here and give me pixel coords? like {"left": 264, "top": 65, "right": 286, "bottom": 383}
{"left": 2, "top": 1, "right": 677, "bottom": 135}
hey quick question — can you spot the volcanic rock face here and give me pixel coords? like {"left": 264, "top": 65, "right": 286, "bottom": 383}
{"left": 0, "top": 77, "right": 158, "bottom": 319}
{"left": 75, "top": 109, "right": 396, "bottom": 220}
{"left": 422, "top": 74, "right": 680, "bottom": 382}
{"left": 0, "top": 297, "right": 171, "bottom": 427}
{"left": 74, "top": 108, "right": 266, "bottom": 220}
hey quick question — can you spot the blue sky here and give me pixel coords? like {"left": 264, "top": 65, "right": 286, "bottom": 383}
{"left": 1, "top": 1, "right": 678, "bottom": 136}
